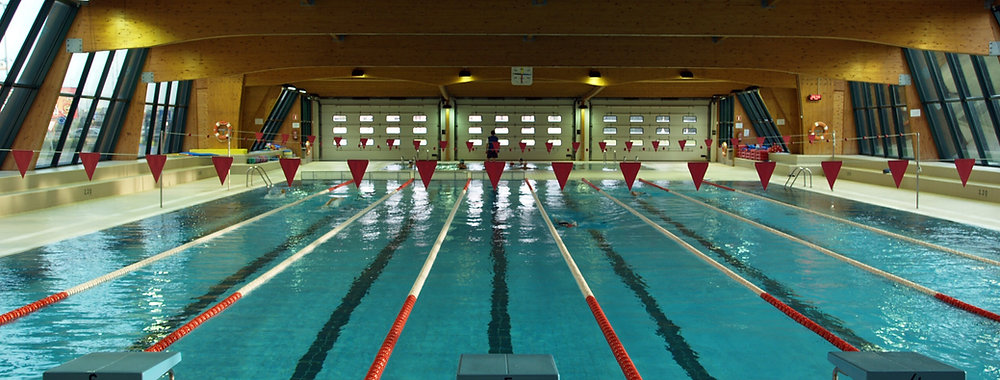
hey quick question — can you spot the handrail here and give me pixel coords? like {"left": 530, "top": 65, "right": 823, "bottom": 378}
{"left": 784, "top": 167, "right": 812, "bottom": 189}
{"left": 246, "top": 166, "right": 273, "bottom": 189}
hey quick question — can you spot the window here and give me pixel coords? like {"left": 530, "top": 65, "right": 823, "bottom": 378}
{"left": 521, "top": 139, "right": 536, "bottom": 146}
{"left": 333, "top": 127, "right": 348, "bottom": 134}
{"left": 495, "top": 115, "right": 509, "bottom": 122}
{"left": 656, "top": 127, "right": 670, "bottom": 135}
{"left": 656, "top": 115, "right": 670, "bottom": 123}
{"left": 521, "top": 115, "right": 535, "bottom": 122}
{"left": 521, "top": 127, "right": 535, "bottom": 134}
{"left": 547, "top": 127, "right": 562, "bottom": 134}
{"left": 603, "top": 127, "right": 617, "bottom": 134}
{"left": 850, "top": 79, "right": 913, "bottom": 159}
{"left": 629, "top": 140, "right": 644, "bottom": 146}
{"left": 495, "top": 127, "right": 509, "bottom": 134}
{"left": 336, "top": 138, "right": 350, "bottom": 146}
{"left": 603, "top": 115, "right": 618, "bottom": 123}
{"left": 658, "top": 140, "right": 670, "bottom": 147}
{"left": 386, "top": 127, "right": 401, "bottom": 134}
{"left": 469, "top": 115, "right": 483, "bottom": 122}
{"left": 547, "top": 139, "right": 562, "bottom": 146}
{"left": 469, "top": 126, "right": 483, "bottom": 134}
{"left": 386, "top": 115, "right": 401, "bottom": 122}
{"left": 359, "top": 115, "right": 374, "bottom": 122}
{"left": 469, "top": 139, "right": 483, "bottom": 146}
{"left": 413, "top": 126, "right": 428, "bottom": 134}
{"left": 548, "top": 115, "right": 562, "bottom": 123}
{"left": 629, "top": 127, "right": 644, "bottom": 135}
{"left": 629, "top": 115, "right": 644, "bottom": 123}
{"left": 332, "top": 115, "right": 348, "bottom": 122}
{"left": 682, "top": 128, "right": 697, "bottom": 135}
{"left": 498, "top": 139, "right": 509, "bottom": 146}
{"left": 682, "top": 116, "right": 697, "bottom": 123}
{"left": 387, "top": 139, "right": 401, "bottom": 146}
{"left": 414, "top": 139, "right": 428, "bottom": 146}
{"left": 413, "top": 115, "right": 427, "bottom": 122}
{"left": 602, "top": 139, "right": 618, "bottom": 146}
{"left": 359, "top": 127, "right": 374, "bottom": 134}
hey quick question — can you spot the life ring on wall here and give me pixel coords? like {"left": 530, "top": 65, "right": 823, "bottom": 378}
{"left": 721, "top": 141, "right": 728, "bottom": 156}
{"left": 214, "top": 121, "right": 231, "bottom": 142}
{"left": 811, "top": 121, "right": 829, "bottom": 140}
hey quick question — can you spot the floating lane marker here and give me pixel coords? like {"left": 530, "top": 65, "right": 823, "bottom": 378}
{"left": 0, "top": 180, "right": 353, "bottom": 328}
{"left": 145, "top": 179, "right": 412, "bottom": 352}
{"left": 582, "top": 178, "right": 858, "bottom": 352}
{"left": 364, "top": 179, "right": 471, "bottom": 380}
{"left": 697, "top": 180, "right": 1000, "bottom": 268}
{"left": 527, "top": 179, "right": 644, "bottom": 380}
{"left": 644, "top": 179, "right": 1000, "bottom": 324}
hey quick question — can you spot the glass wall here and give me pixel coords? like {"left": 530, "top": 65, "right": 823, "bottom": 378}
{"left": 847, "top": 82, "right": 912, "bottom": 159}
{"left": 904, "top": 48, "right": 1000, "bottom": 165}
{"left": 138, "top": 80, "right": 191, "bottom": 157}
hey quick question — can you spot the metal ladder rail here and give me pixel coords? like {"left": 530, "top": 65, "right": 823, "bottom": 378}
{"left": 246, "top": 166, "right": 273, "bottom": 189}
{"left": 783, "top": 167, "right": 812, "bottom": 188}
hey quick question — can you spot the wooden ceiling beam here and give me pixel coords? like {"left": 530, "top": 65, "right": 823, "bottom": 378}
{"left": 71, "top": 0, "right": 995, "bottom": 54}
{"left": 145, "top": 35, "right": 906, "bottom": 84}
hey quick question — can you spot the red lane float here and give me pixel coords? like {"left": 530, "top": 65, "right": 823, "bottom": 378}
{"left": 146, "top": 293, "right": 243, "bottom": 352}
{"left": 0, "top": 293, "right": 68, "bottom": 326}
{"left": 587, "top": 296, "right": 644, "bottom": 380}
{"left": 934, "top": 294, "right": 1000, "bottom": 322}
{"left": 702, "top": 180, "right": 735, "bottom": 192}
{"left": 365, "top": 295, "right": 417, "bottom": 380}
{"left": 760, "top": 294, "right": 858, "bottom": 352}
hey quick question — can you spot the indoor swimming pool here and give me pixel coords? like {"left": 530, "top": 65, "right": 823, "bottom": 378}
{"left": 1, "top": 177, "right": 998, "bottom": 379}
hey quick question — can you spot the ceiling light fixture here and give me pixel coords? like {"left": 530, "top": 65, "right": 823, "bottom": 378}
{"left": 351, "top": 68, "right": 366, "bottom": 77}
{"left": 589, "top": 70, "right": 602, "bottom": 78}
{"left": 680, "top": 70, "right": 694, "bottom": 79}
{"left": 458, "top": 69, "right": 472, "bottom": 78}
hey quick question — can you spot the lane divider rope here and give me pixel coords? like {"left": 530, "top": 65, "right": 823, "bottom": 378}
{"left": 0, "top": 180, "right": 353, "bottom": 328}
{"left": 582, "top": 178, "right": 858, "bottom": 352}
{"left": 642, "top": 179, "right": 1000, "bottom": 324}
{"left": 527, "top": 179, "right": 644, "bottom": 379}
{"left": 146, "top": 179, "right": 412, "bottom": 352}
{"left": 700, "top": 180, "right": 1000, "bottom": 267}
{"left": 365, "top": 179, "right": 471, "bottom": 380}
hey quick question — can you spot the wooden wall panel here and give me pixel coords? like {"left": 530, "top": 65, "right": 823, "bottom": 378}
{"left": 199, "top": 75, "right": 244, "bottom": 150}
{"left": 70, "top": 0, "right": 994, "bottom": 55}
{"left": 760, "top": 87, "right": 800, "bottom": 152}
{"left": 239, "top": 86, "right": 281, "bottom": 150}
{"left": 798, "top": 76, "right": 847, "bottom": 156}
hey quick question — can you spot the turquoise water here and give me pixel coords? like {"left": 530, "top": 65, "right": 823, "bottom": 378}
{"left": 1, "top": 179, "right": 998, "bottom": 379}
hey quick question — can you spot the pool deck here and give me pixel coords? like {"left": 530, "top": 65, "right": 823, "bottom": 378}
{"left": 1, "top": 161, "right": 998, "bottom": 257}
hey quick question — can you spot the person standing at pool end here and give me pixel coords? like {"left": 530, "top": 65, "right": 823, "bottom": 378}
{"left": 487, "top": 129, "right": 500, "bottom": 162}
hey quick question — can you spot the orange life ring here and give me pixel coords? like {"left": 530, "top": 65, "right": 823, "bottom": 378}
{"left": 721, "top": 142, "right": 728, "bottom": 156}
{"left": 811, "top": 121, "right": 829, "bottom": 140}
{"left": 214, "top": 121, "right": 231, "bottom": 142}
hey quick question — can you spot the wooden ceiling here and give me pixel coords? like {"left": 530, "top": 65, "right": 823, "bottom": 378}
{"left": 68, "top": 0, "right": 1000, "bottom": 99}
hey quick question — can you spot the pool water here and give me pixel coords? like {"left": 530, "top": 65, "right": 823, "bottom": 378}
{"left": 1, "top": 179, "right": 998, "bottom": 379}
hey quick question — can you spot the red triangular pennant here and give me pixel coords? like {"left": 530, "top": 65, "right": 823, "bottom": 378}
{"left": 360, "top": 138, "right": 369, "bottom": 148}
{"left": 545, "top": 142, "right": 554, "bottom": 152}
{"left": 624, "top": 141, "right": 633, "bottom": 152}
{"left": 485, "top": 161, "right": 505, "bottom": 190}
{"left": 386, "top": 139, "right": 396, "bottom": 150}
{"left": 255, "top": 132, "right": 264, "bottom": 143}
{"left": 334, "top": 137, "right": 343, "bottom": 147}
{"left": 280, "top": 158, "right": 300, "bottom": 186}
{"left": 620, "top": 162, "right": 641, "bottom": 191}
{"left": 649, "top": 141, "right": 658, "bottom": 151}
{"left": 491, "top": 141, "right": 500, "bottom": 151}
{"left": 348, "top": 159, "right": 369, "bottom": 188}
{"left": 439, "top": 140, "right": 448, "bottom": 149}
{"left": 887, "top": 160, "right": 908, "bottom": 188}
{"left": 146, "top": 155, "right": 167, "bottom": 183}
{"left": 730, "top": 137, "right": 739, "bottom": 147}
{"left": 416, "top": 160, "right": 437, "bottom": 189}
{"left": 552, "top": 162, "right": 573, "bottom": 190}
{"left": 280, "top": 133, "right": 290, "bottom": 146}
{"left": 212, "top": 156, "right": 234, "bottom": 185}
{"left": 755, "top": 161, "right": 776, "bottom": 191}
{"left": 572, "top": 142, "right": 581, "bottom": 152}
{"left": 757, "top": 137, "right": 766, "bottom": 145}
{"left": 954, "top": 158, "right": 975, "bottom": 187}
{"left": 687, "top": 161, "right": 709, "bottom": 190}
{"left": 808, "top": 135, "right": 816, "bottom": 144}
{"left": 821, "top": 161, "right": 842, "bottom": 190}
{"left": 598, "top": 142, "right": 607, "bottom": 152}
{"left": 679, "top": 140, "right": 687, "bottom": 151}
{"left": 307, "top": 135, "right": 316, "bottom": 144}
{"left": 782, "top": 135, "right": 791, "bottom": 145}
{"left": 12, "top": 150, "right": 33, "bottom": 178}
{"left": 412, "top": 140, "right": 421, "bottom": 150}
{"left": 704, "top": 138, "right": 713, "bottom": 148}
{"left": 80, "top": 152, "right": 100, "bottom": 180}
{"left": 466, "top": 141, "right": 475, "bottom": 152}
{"left": 519, "top": 142, "right": 527, "bottom": 152}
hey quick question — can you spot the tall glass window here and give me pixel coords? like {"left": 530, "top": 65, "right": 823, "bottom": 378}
{"left": 848, "top": 82, "right": 911, "bottom": 159}
{"left": 139, "top": 80, "right": 189, "bottom": 157}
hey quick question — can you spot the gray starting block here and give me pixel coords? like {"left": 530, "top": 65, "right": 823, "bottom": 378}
{"left": 828, "top": 351, "right": 964, "bottom": 380}
{"left": 44, "top": 352, "right": 181, "bottom": 380}
{"left": 457, "top": 354, "right": 559, "bottom": 380}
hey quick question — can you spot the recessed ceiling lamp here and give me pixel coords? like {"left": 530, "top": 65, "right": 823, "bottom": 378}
{"left": 680, "top": 70, "right": 694, "bottom": 79}
{"left": 458, "top": 69, "right": 472, "bottom": 78}
{"left": 351, "top": 68, "right": 366, "bottom": 77}
{"left": 588, "top": 70, "right": 602, "bottom": 78}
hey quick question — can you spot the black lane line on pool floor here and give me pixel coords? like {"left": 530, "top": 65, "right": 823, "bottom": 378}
{"left": 290, "top": 216, "right": 416, "bottom": 380}
{"left": 561, "top": 194, "right": 714, "bottom": 379}
{"left": 127, "top": 210, "right": 343, "bottom": 351}
{"left": 488, "top": 200, "right": 513, "bottom": 354}
{"left": 634, "top": 198, "right": 879, "bottom": 351}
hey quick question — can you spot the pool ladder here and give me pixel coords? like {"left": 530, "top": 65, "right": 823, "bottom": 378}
{"left": 784, "top": 166, "right": 812, "bottom": 189}
{"left": 246, "top": 166, "right": 273, "bottom": 189}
